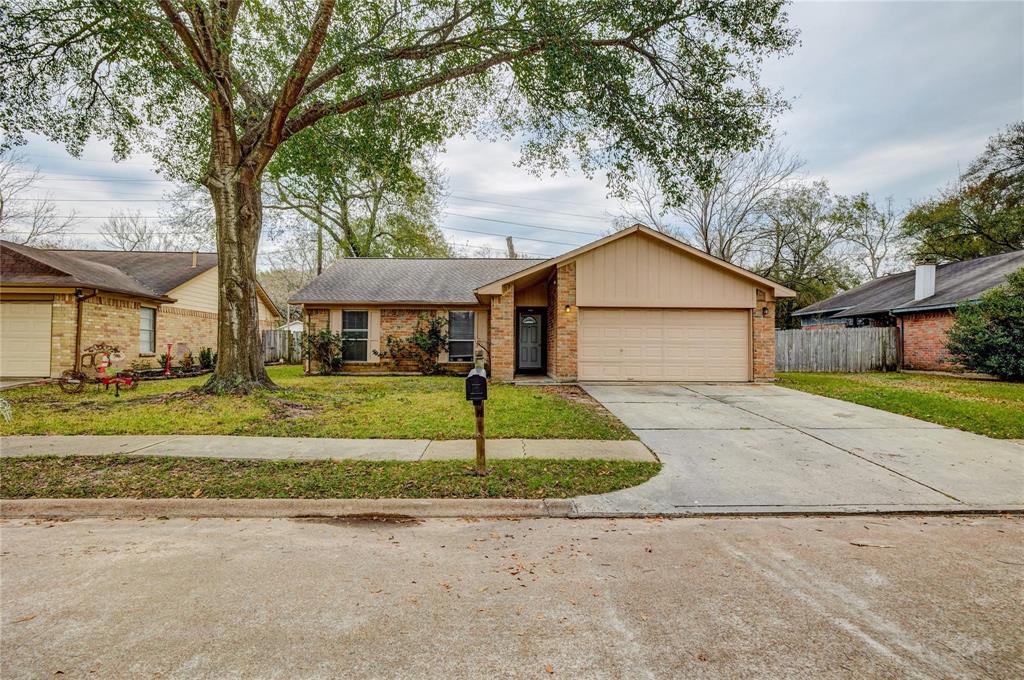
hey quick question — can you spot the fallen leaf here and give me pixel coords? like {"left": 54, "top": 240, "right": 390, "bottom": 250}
{"left": 849, "top": 541, "right": 894, "bottom": 549}
{"left": 13, "top": 614, "right": 36, "bottom": 623}
{"left": 545, "top": 665, "right": 554, "bottom": 674}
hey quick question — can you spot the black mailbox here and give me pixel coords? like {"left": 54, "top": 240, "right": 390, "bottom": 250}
{"left": 465, "top": 367, "right": 487, "bottom": 402}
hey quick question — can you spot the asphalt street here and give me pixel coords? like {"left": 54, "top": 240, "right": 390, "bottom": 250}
{"left": 2, "top": 515, "right": 1021, "bottom": 679}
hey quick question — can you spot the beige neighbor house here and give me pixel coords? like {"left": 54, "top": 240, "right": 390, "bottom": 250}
{"left": 0, "top": 240, "right": 282, "bottom": 378}
{"left": 290, "top": 224, "right": 795, "bottom": 382}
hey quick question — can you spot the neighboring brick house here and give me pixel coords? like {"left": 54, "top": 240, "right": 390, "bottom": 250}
{"left": 290, "top": 224, "right": 794, "bottom": 382}
{"left": 793, "top": 250, "right": 1024, "bottom": 371}
{"left": 0, "top": 240, "right": 282, "bottom": 378}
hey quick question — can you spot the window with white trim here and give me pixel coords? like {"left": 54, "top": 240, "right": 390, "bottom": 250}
{"left": 139, "top": 307, "right": 156, "bottom": 354}
{"left": 342, "top": 311, "right": 369, "bottom": 362}
{"left": 448, "top": 311, "right": 475, "bottom": 362}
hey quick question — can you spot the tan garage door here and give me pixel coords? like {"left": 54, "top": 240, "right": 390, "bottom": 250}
{"left": 0, "top": 302, "right": 53, "bottom": 377}
{"left": 578, "top": 308, "right": 750, "bottom": 381}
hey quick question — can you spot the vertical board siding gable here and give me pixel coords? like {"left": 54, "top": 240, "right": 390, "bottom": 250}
{"left": 575, "top": 232, "right": 755, "bottom": 308}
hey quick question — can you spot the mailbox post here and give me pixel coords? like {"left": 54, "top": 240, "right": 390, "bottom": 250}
{"left": 465, "top": 368, "right": 488, "bottom": 475}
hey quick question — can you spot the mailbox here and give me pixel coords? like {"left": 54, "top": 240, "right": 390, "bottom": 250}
{"left": 465, "top": 367, "right": 488, "bottom": 402}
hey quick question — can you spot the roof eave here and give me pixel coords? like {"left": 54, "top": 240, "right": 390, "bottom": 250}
{"left": 891, "top": 300, "right": 972, "bottom": 314}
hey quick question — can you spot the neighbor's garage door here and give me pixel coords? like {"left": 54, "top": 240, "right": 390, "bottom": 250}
{"left": 578, "top": 308, "right": 750, "bottom": 381}
{"left": 0, "top": 302, "right": 52, "bottom": 377}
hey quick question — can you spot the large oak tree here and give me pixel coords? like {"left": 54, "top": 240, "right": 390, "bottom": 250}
{"left": 1, "top": 0, "right": 795, "bottom": 391}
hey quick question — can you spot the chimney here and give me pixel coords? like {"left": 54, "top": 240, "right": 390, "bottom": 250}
{"left": 191, "top": 251, "right": 198, "bottom": 268}
{"left": 914, "top": 262, "right": 935, "bottom": 300}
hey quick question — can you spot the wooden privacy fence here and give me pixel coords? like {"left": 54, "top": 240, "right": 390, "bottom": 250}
{"left": 262, "top": 330, "right": 303, "bottom": 364}
{"left": 775, "top": 327, "right": 900, "bottom": 373}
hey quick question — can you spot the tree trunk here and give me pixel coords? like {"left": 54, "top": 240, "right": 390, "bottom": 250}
{"left": 201, "top": 165, "right": 276, "bottom": 393}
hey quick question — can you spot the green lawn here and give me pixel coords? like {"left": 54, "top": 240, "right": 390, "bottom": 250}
{"left": 0, "top": 365, "right": 633, "bottom": 440}
{"left": 0, "top": 456, "right": 659, "bottom": 499}
{"left": 777, "top": 372, "right": 1024, "bottom": 439}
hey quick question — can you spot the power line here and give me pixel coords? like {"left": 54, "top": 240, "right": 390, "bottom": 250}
{"left": 33, "top": 195, "right": 615, "bottom": 225}
{"left": 443, "top": 212, "right": 603, "bottom": 237}
{"left": 449, "top": 194, "right": 609, "bottom": 221}
{"left": 440, "top": 225, "right": 582, "bottom": 247}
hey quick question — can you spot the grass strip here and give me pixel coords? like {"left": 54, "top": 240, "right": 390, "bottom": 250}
{"left": 0, "top": 456, "right": 660, "bottom": 500}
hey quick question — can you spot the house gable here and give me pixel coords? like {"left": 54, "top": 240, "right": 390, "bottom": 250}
{"left": 475, "top": 224, "right": 795, "bottom": 299}
{"left": 165, "top": 266, "right": 281, "bottom": 321}
{"left": 574, "top": 230, "right": 759, "bottom": 308}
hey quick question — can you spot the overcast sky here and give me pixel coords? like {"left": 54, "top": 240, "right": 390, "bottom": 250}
{"left": 12, "top": 0, "right": 1024, "bottom": 261}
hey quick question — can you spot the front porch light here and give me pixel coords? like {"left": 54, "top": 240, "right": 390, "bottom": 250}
{"left": 564, "top": 304, "right": 571, "bottom": 313}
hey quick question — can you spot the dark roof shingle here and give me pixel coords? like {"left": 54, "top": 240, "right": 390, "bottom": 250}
{"left": 794, "top": 250, "right": 1024, "bottom": 318}
{"left": 56, "top": 249, "right": 218, "bottom": 295}
{"left": 2, "top": 241, "right": 169, "bottom": 300}
{"left": 289, "top": 258, "right": 546, "bottom": 304}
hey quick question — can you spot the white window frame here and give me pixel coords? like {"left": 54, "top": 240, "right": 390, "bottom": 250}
{"left": 447, "top": 310, "right": 475, "bottom": 363}
{"left": 341, "top": 310, "right": 369, "bottom": 362}
{"left": 139, "top": 306, "right": 157, "bottom": 355}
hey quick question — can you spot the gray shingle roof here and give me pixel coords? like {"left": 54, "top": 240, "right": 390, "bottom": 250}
{"left": 794, "top": 250, "right": 1024, "bottom": 318}
{"left": 1, "top": 240, "right": 177, "bottom": 301}
{"left": 289, "top": 258, "right": 546, "bottom": 304}
{"left": 56, "top": 249, "right": 218, "bottom": 295}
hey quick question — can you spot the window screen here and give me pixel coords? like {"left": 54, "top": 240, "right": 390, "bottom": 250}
{"left": 139, "top": 307, "right": 156, "bottom": 353}
{"left": 342, "top": 311, "right": 369, "bottom": 362}
{"left": 448, "top": 311, "right": 475, "bottom": 362}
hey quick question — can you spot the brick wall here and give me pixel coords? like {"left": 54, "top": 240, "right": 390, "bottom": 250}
{"left": 78, "top": 295, "right": 144, "bottom": 365}
{"left": 552, "top": 262, "right": 577, "bottom": 380}
{"left": 752, "top": 299, "right": 776, "bottom": 380}
{"left": 380, "top": 309, "right": 433, "bottom": 373}
{"left": 50, "top": 295, "right": 77, "bottom": 377}
{"left": 302, "top": 306, "right": 476, "bottom": 375}
{"left": 157, "top": 307, "right": 218, "bottom": 361}
{"left": 490, "top": 285, "right": 516, "bottom": 381}
{"left": 901, "top": 310, "right": 957, "bottom": 370}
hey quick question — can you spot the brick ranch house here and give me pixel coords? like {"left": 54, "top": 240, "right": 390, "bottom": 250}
{"left": 290, "top": 224, "right": 795, "bottom": 382}
{"left": 0, "top": 240, "right": 281, "bottom": 378}
{"left": 793, "top": 250, "right": 1024, "bottom": 370}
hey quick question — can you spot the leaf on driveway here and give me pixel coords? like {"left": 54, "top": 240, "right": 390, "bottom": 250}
{"left": 849, "top": 541, "right": 895, "bottom": 548}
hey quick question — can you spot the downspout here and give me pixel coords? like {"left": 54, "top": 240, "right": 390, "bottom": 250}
{"left": 73, "top": 288, "right": 99, "bottom": 371}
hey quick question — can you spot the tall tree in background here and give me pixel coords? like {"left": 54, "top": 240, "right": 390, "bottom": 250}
{"left": 266, "top": 121, "right": 450, "bottom": 267}
{"left": 902, "top": 122, "right": 1024, "bottom": 262}
{"left": 159, "top": 183, "right": 218, "bottom": 251}
{"left": 618, "top": 140, "right": 802, "bottom": 262}
{"left": 2, "top": 1, "right": 795, "bottom": 391}
{"left": 833, "top": 193, "right": 904, "bottom": 279}
{"left": 99, "top": 210, "right": 176, "bottom": 251}
{"left": 0, "top": 149, "right": 78, "bottom": 246}
{"left": 754, "top": 180, "right": 859, "bottom": 328}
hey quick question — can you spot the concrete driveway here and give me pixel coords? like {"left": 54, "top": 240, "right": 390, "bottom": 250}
{"left": 576, "top": 383, "right": 1024, "bottom": 515}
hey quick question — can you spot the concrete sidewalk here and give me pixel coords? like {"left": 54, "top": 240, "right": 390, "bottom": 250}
{"left": 0, "top": 435, "right": 655, "bottom": 462}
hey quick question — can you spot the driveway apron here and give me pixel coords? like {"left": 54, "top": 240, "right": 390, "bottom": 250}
{"left": 576, "top": 383, "right": 1024, "bottom": 515}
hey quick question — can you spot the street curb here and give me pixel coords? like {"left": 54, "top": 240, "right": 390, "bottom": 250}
{"left": 568, "top": 505, "right": 1024, "bottom": 518}
{"left": 0, "top": 498, "right": 575, "bottom": 519}
{"left": 3, "top": 498, "right": 1021, "bottom": 520}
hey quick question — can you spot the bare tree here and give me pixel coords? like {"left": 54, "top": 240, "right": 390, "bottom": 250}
{"left": 159, "top": 184, "right": 217, "bottom": 251}
{"left": 99, "top": 210, "right": 178, "bottom": 251}
{"left": 834, "top": 193, "right": 905, "bottom": 279}
{"left": 0, "top": 149, "right": 77, "bottom": 246}
{"left": 619, "top": 140, "right": 802, "bottom": 264}
{"left": 616, "top": 166, "right": 677, "bottom": 236}
{"left": 679, "top": 141, "right": 803, "bottom": 264}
